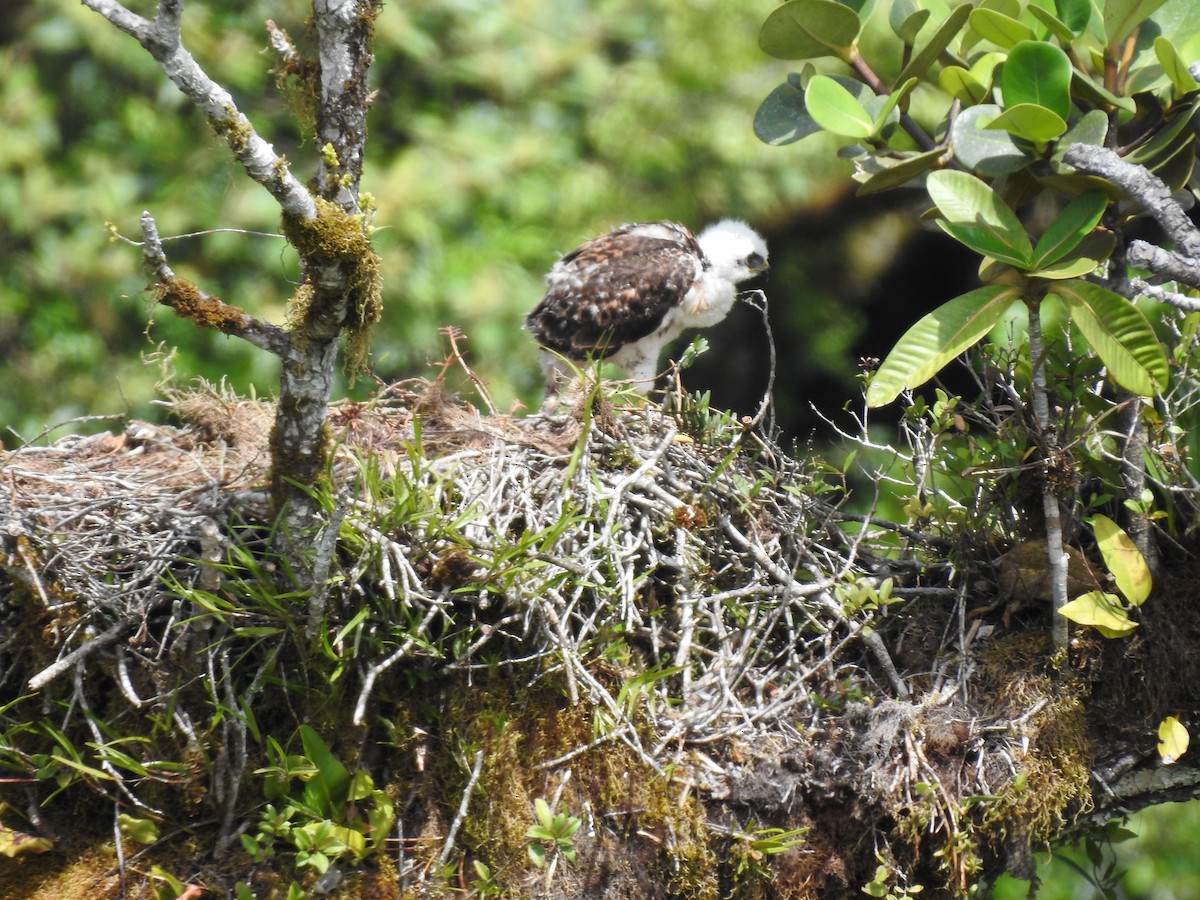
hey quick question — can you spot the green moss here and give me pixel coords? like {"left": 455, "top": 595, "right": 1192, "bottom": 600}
{"left": 281, "top": 196, "right": 383, "bottom": 381}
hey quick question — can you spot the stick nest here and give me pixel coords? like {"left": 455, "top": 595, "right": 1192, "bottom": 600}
{"left": 0, "top": 380, "right": 1083, "bottom": 893}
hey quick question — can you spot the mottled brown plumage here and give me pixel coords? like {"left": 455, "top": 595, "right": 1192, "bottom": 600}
{"left": 526, "top": 220, "right": 768, "bottom": 393}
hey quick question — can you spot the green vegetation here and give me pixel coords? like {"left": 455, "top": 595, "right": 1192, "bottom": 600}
{"left": 6, "top": 0, "right": 1200, "bottom": 897}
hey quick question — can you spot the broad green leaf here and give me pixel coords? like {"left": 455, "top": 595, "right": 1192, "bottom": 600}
{"left": 1158, "top": 716, "right": 1190, "bottom": 764}
{"left": 1002, "top": 41, "right": 1073, "bottom": 119}
{"left": 759, "top": 0, "right": 861, "bottom": 61}
{"left": 1103, "top": 0, "right": 1169, "bottom": 46}
{"left": 981, "top": 0, "right": 1021, "bottom": 18}
{"left": 805, "top": 75, "right": 874, "bottom": 138}
{"left": 1058, "top": 591, "right": 1138, "bottom": 638}
{"left": 971, "top": 52, "right": 1006, "bottom": 87}
{"left": 856, "top": 148, "right": 947, "bottom": 195}
{"left": 300, "top": 725, "right": 352, "bottom": 817}
{"left": 1028, "top": 6, "right": 1076, "bottom": 44}
{"left": 927, "top": 170, "right": 1034, "bottom": 266}
{"left": 872, "top": 77, "right": 919, "bottom": 133}
{"left": 1089, "top": 513, "right": 1152, "bottom": 605}
{"left": 1055, "top": 0, "right": 1091, "bottom": 35}
{"left": 1031, "top": 191, "right": 1107, "bottom": 269}
{"left": 985, "top": 103, "right": 1068, "bottom": 142}
{"left": 754, "top": 81, "right": 822, "bottom": 146}
{"left": 1059, "top": 108, "right": 1110, "bottom": 148}
{"left": 866, "top": 285, "right": 1019, "bottom": 407}
{"left": 889, "top": 0, "right": 931, "bottom": 44}
{"left": 937, "top": 220, "right": 1035, "bottom": 267}
{"left": 939, "top": 66, "right": 989, "bottom": 104}
{"left": 1154, "top": 36, "right": 1198, "bottom": 97}
{"left": 970, "top": 9, "right": 1036, "bottom": 49}
{"left": 1149, "top": 0, "right": 1200, "bottom": 50}
{"left": 950, "top": 104, "right": 1033, "bottom": 176}
{"left": 897, "top": 3, "right": 972, "bottom": 83}
{"left": 1052, "top": 280, "right": 1169, "bottom": 396}
{"left": 1030, "top": 255, "right": 1102, "bottom": 279}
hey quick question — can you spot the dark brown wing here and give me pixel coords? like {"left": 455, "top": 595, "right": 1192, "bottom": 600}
{"left": 525, "top": 223, "right": 703, "bottom": 360}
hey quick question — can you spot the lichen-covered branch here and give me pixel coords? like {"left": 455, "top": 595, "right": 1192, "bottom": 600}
{"left": 312, "top": 0, "right": 380, "bottom": 209}
{"left": 1064, "top": 143, "right": 1200, "bottom": 297}
{"left": 80, "top": 0, "right": 316, "bottom": 221}
{"left": 81, "top": 0, "right": 385, "bottom": 535}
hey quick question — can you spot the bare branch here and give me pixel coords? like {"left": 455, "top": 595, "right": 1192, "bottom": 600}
{"left": 1063, "top": 143, "right": 1200, "bottom": 260}
{"left": 1126, "top": 241, "right": 1200, "bottom": 290}
{"left": 80, "top": 0, "right": 317, "bottom": 221}
{"left": 265, "top": 19, "right": 301, "bottom": 69}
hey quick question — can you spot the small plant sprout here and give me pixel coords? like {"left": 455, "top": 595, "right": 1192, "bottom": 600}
{"left": 526, "top": 798, "right": 583, "bottom": 870}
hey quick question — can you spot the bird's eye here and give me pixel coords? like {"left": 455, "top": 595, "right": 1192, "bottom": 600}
{"left": 746, "top": 252, "right": 766, "bottom": 270}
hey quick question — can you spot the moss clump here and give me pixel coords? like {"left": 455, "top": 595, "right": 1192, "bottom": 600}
{"left": 281, "top": 196, "right": 382, "bottom": 380}
{"left": 154, "top": 276, "right": 252, "bottom": 335}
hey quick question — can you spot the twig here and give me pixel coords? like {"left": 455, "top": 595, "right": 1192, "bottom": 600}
{"left": 139, "top": 212, "right": 291, "bottom": 357}
{"left": 28, "top": 622, "right": 126, "bottom": 691}
{"left": 437, "top": 749, "right": 485, "bottom": 869}
{"left": 81, "top": 0, "right": 316, "bottom": 219}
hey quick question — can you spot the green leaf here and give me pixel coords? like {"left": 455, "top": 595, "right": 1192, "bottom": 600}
{"left": 805, "top": 75, "right": 874, "bottom": 138}
{"left": 1002, "top": 41, "right": 1073, "bottom": 119}
{"left": 1070, "top": 70, "right": 1138, "bottom": 113}
{"left": 871, "top": 77, "right": 918, "bottom": 134}
{"left": 118, "top": 813, "right": 160, "bottom": 846}
{"left": 897, "top": 2, "right": 972, "bottom": 83}
{"left": 970, "top": 8, "right": 1036, "bottom": 49}
{"left": 299, "top": 725, "right": 352, "bottom": 818}
{"left": 1154, "top": 36, "right": 1198, "bottom": 97}
{"left": 939, "top": 66, "right": 989, "bottom": 104}
{"left": 1149, "top": 0, "right": 1200, "bottom": 49}
{"left": 1028, "top": 6, "right": 1076, "bottom": 44}
{"left": 1090, "top": 513, "right": 1152, "bottom": 605}
{"left": 927, "top": 170, "right": 1034, "bottom": 266}
{"left": 1055, "top": 0, "right": 1091, "bottom": 35}
{"left": 1058, "top": 591, "right": 1138, "bottom": 637}
{"left": 889, "top": 0, "right": 930, "bottom": 44}
{"left": 866, "top": 285, "right": 1019, "bottom": 407}
{"left": 1125, "top": 99, "right": 1200, "bottom": 171}
{"left": 1052, "top": 280, "right": 1169, "bottom": 396}
{"left": 855, "top": 148, "right": 947, "bottom": 195}
{"left": 950, "top": 104, "right": 1033, "bottom": 176}
{"left": 1030, "top": 255, "right": 1103, "bottom": 279}
{"left": 985, "top": 103, "right": 1068, "bottom": 142}
{"left": 1103, "top": 0, "right": 1169, "bottom": 46}
{"left": 1059, "top": 108, "right": 1110, "bottom": 149}
{"left": 1031, "top": 192, "right": 1107, "bottom": 269}
{"left": 754, "top": 81, "right": 822, "bottom": 146}
{"left": 1158, "top": 716, "right": 1190, "bottom": 764}
{"left": 759, "top": 0, "right": 861, "bottom": 61}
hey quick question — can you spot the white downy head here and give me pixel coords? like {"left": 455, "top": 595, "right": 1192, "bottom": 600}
{"left": 696, "top": 219, "right": 769, "bottom": 286}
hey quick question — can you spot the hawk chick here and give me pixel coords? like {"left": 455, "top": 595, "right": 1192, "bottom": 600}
{"left": 525, "top": 219, "right": 769, "bottom": 393}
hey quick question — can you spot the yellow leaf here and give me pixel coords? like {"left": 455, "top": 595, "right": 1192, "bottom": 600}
{"left": 1158, "top": 716, "right": 1189, "bottom": 764}
{"left": 1090, "top": 514, "right": 1152, "bottom": 606}
{"left": 1057, "top": 591, "right": 1138, "bottom": 638}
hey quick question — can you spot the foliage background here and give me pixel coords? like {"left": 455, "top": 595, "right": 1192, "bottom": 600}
{"left": 1, "top": 0, "right": 1197, "bottom": 893}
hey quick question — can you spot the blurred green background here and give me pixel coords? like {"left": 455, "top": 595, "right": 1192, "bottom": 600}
{"left": 2, "top": 0, "right": 1197, "bottom": 893}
